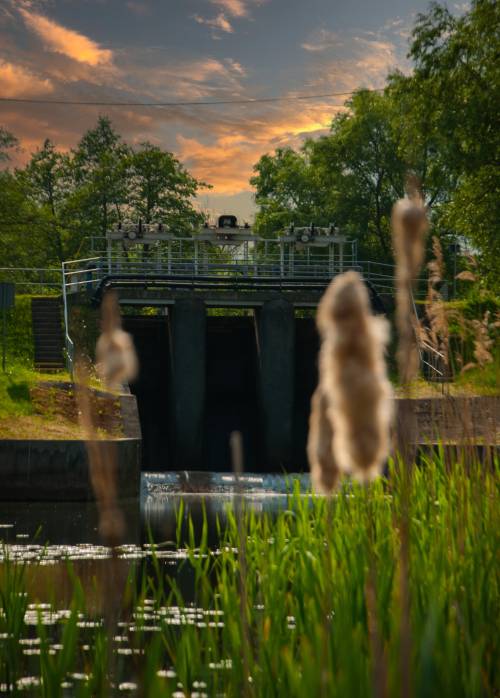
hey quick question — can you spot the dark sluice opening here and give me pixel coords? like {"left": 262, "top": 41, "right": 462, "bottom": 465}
{"left": 123, "top": 315, "right": 170, "bottom": 471}
{"left": 203, "top": 316, "right": 261, "bottom": 471}
{"left": 294, "top": 318, "right": 319, "bottom": 470}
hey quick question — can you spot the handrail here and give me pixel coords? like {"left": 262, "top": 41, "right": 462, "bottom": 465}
{"left": 61, "top": 261, "right": 75, "bottom": 375}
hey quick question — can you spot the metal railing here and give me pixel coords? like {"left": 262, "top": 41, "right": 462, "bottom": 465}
{"left": 411, "top": 292, "right": 448, "bottom": 383}
{"left": 0, "top": 267, "right": 62, "bottom": 294}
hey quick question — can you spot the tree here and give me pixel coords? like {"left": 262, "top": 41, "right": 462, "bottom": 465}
{"left": 251, "top": 92, "right": 406, "bottom": 259}
{"left": 20, "top": 139, "right": 81, "bottom": 262}
{"left": 250, "top": 147, "right": 333, "bottom": 237}
{"left": 128, "top": 142, "right": 204, "bottom": 232}
{"left": 396, "top": 0, "right": 500, "bottom": 288}
{"left": 71, "top": 116, "right": 130, "bottom": 240}
{"left": 0, "top": 127, "right": 18, "bottom": 162}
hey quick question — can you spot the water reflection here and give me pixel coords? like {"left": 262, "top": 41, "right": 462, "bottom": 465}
{"left": 1, "top": 472, "right": 309, "bottom": 548}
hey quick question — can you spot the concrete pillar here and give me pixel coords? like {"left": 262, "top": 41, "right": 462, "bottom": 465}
{"left": 169, "top": 299, "right": 206, "bottom": 469}
{"left": 256, "top": 299, "right": 295, "bottom": 470}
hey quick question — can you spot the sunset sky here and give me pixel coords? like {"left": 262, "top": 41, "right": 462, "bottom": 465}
{"left": 0, "top": 0, "right": 462, "bottom": 220}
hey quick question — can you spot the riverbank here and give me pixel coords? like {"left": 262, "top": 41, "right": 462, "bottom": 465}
{"left": 0, "top": 364, "right": 140, "bottom": 440}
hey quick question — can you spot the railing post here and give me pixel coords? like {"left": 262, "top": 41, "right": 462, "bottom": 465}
{"left": 61, "top": 262, "right": 74, "bottom": 376}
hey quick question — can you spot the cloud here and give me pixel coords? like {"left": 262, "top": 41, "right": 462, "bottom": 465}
{"left": 18, "top": 7, "right": 113, "bottom": 66}
{"left": 209, "top": 0, "right": 249, "bottom": 18}
{"left": 300, "top": 26, "right": 406, "bottom": 93}
{"left": 0, "top": 59, "right": 54, "bottom": 97}
{"left": 193, "top": 12, "right": 234, "bottom": 34}
{"left": 130, "top": 57, "right": 247, "bottom": 101}
{"left": 301, "top": 29, "right": 343, "bottom": 53}
{"left": 176, "top": 103, "right": 336, "bottom": 194}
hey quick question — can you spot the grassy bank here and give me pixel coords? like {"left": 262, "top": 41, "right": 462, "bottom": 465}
{"left": 0, "top": 455, "right": 498, "bottom": 696}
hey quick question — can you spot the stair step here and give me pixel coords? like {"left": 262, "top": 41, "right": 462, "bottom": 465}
{"left": 31, "top": 297, "right": 65, "bottom": 372}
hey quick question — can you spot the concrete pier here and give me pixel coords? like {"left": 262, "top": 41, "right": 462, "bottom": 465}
{"left": 256, "top": 299, "right": 295, "bottom": 470}
{"left": 169, "top": 299, "right": 206, "bottom": 469}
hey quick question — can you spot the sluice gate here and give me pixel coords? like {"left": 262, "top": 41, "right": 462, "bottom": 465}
{"left": 123, "top": 303, "right": 319, "bottom": 473}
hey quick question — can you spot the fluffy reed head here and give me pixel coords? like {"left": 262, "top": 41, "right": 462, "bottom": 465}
{"left": 392, "top": 194, "right": 429, "bottom": 284}
{"left": 309, "top": 271, "right": 393, "bottom": 488}
{"left": 392, "top": 188, "right": 429, "bottom": 385}
{"left": 307, "top": 387, "right": 339, "bottom": 494}
{"left": 95, "top": 290, "right": 138, "bottom": 390}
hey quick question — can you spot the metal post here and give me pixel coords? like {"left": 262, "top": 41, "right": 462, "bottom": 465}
{"left": 106, "top": 236, "right": 112, "bottom": 274}
{"left": 2, "top": 307, "right": 6, "bottom": 373}
{"left": 339, "top": 242, "right": 344, "bottom": 273}
{"left": 329, "top": 243, "right": 334, "bottom": 276}
{"left": 289, "top": 244, "right": 294, "bottom": 278}
{"left": 280, "top": 239, "right": 285, "bottom": 277}
{"left": 168, "top": 240, "right": 172, "bottom": 274}
{"left": 194, "top": 240, "right": 199, "bottom": 276}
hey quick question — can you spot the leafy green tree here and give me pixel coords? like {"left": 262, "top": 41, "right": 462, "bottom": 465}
{"left": 0, "top": 172, "right": 49, "bottom": 268}
{"left": 71, "top": 116, "right": 130, "bottom": 240}
{"left": 20, "top": 139, "right": 82, "bottom": 263}
{"left": 128, "top": 142, "right": 204, "bottom": 232}
{"left": 393, "top": 0, "right": 500, "bottom": 288}
{"left": 0, "top": 127, "right": 18, "bottom": 162}
{"left": 250, "top": 147, "right": 333, "bottom": 237}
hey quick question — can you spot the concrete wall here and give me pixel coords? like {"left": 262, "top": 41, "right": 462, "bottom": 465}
{"left": 0, "top": 438, "right": 141, "bottom": 501}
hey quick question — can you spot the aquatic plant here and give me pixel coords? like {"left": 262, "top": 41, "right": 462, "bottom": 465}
{"left": 0, "top": 453, "right": 498, "bottom": 697}
{"left": 311, "top": 271, "right": 393, "bottom": 488}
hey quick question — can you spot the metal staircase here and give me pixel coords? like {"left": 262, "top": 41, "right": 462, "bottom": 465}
{"left": 31, "top": 296, "right": 65, "bottom": 372}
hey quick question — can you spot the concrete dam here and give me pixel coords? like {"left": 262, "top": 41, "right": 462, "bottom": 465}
{"left": 123, "top": 303, "right": 319, "bottom": 472}
{"left": 63, "top": 218, "right": 391, "bottom": 472}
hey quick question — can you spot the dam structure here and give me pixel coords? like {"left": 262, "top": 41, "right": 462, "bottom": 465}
{"left": 62, "top": 218, "right": 395, "bottom": 473}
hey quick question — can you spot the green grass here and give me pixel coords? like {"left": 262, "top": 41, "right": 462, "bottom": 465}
{"left": 0, "top": 363, "right": 69, "bottom": 419}
{"left": 0, "top": 454, "right": 498, "bottom": 696}
{"left": 453, "top": 352, "right": 500, "bottom": 395}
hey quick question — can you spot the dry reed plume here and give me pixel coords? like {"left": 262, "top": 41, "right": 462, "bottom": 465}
{"left": 422, "top": 236, "right": 450, "bottom": 375}
{"left": 391, "top": 181, "right": 429, "bottom": 698}
{"left": 75, "top": 356, "right": 126, "bottom": 547}
{"left": 96, "top": 290, "right": 138, "bottom": 391}
{"left": 75, "top": 289, "right": 139, "bottom": 546}
{"left": 308, "top": 271, "right": 393, "bottom": 492}
{"left": 392, "top": 186, "right": 429, "bottom": 384}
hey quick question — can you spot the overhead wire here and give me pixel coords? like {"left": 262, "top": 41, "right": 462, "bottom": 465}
{"left": 0, "top": 88, "right": 382, "bottom": 108}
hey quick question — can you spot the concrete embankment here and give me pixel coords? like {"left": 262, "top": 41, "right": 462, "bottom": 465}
{"left": 0, "top": 385, "right": 142, "bottom": 502}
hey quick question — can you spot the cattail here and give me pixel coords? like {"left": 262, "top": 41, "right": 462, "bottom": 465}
{"left": 96, "top": 290, "right": 138, "bottom": 390}
{"left": 74, "top": 356, "right": 125, "bottom": 546}
{"left": 392, "top": 187, "right": 429, "bottom": 384}
{"left": 307, "top": 386, "right": 339, "bottom": 493}
{"left": 310, "top": 271, "right": 393, "bottom": 486}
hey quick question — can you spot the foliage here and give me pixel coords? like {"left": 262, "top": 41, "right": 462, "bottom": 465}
{"left": 251, "top": 0, "right": 499, "bottom": 289}
{"left": 0, "top": 118, "right": 206, "bottom": 269}
{"left": 128, "top": 141, "right": 206, "bottom": 232}
{"left": 2, "top": 295, "right": 34, "bottom": 367}
{"left": 0, "top": 127, "right": 18, "bottom": 162}
{"left": 0, "top": 456, "right": 498, "bottom": 695}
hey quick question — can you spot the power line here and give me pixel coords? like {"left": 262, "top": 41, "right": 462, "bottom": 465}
{"left": 0, "top": 88, "right": 381, "bottom": 108}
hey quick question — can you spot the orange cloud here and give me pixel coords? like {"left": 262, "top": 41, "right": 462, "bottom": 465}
{"left": 193, "top": 12, "right": 234, "bottom": 33}
{"left": 0, "top": 59, "right": 53, "bottom": 97}
{"left": 210, "top": 0, "right": 249, "bottom": 18}
{"left": 19, "top": 8, "right": 113, "bottom": 66}
{"left": 177, "top": 103, "right": 337, "bottom": 194}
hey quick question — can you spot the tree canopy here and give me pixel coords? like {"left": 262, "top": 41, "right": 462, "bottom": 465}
{"left": 0, "top": 117, "right": 206, "bottom": 268}
{"left": 251, "top": 0, "right": 499, "bottom": 289}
